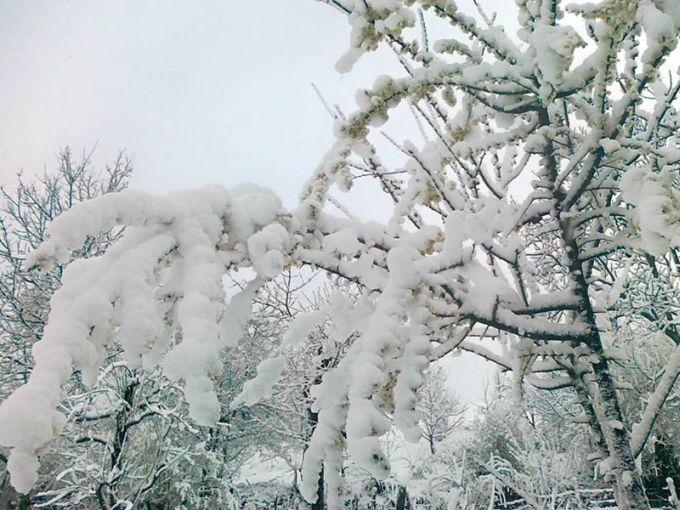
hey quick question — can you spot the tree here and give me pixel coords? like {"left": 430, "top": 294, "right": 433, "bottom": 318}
{"left": 417, "top": 366, "right": 464, "bottom": 456}
{"left": 391, "top": 366, "right": 464, "bottom": 509}
{"left": 1, "top": 2, "right": 679, "bottom": 509}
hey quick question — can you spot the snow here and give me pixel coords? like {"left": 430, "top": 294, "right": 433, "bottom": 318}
{"left": 6, "top": 449, "right": 40, "bottom": 495}
{"left": 526, "top": 21, "right": 584, "bottom": 87}
{"left": 637, "top": 0, "right": 677, "bottom": 66}
{"left": 322, "top": 227, "right": 362, "bottom": 256}
{"left": 282, "top": 308, "right": 328, "bottom": 347}
{"left": 219, "top": 279, "right": 262, "bottom": 348}
{"left": 247, "top": 223, "right": 290, "bottom": 278}
{"left": 231, "top": 356, "right": 287, "bottom": 407}
{"left": 620, "top": 166, "right": 680, "bottom": 255}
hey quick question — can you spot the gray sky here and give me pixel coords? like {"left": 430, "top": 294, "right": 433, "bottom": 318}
{"left": 0, "top": 0, "right": 393, "bottom": 204}
{"left": 0, "top": 0, "right": 524, "bottom": 401}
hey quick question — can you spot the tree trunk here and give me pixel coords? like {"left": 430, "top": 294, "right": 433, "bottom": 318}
{"left": 310, "top": 463, "right": 324, "bottom": 510}
{"left": 305, "top": 350, "right": 329, "bottom": 510}
{"left": 97, "top": 377, "right": 139, "bottom": 509}
{"left": 585, "top": 350, "right": 650, "bottom": 509}
{"left": 539, "top": 99, "right": 652, "bottom": 507}
{"left": 307, "top": 394, "right": 324, "bottom": 509}
{"left": 563, "top": 230, "right": 651, "bottom": 509}
{"left": 0, "top": 476, "right": 32, "bottom": 510}
{"left": 396, "top": 485, "right": 409, "bottom": 510}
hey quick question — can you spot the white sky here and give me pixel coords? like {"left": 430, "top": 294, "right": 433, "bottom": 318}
{"left": 0, "top": 0, "right": 526, "bottom": 401}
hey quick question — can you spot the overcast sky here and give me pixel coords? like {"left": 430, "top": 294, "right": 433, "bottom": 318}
{"left": 0, "top": 0, "right": 525, "bottom": 401}
{"left": 2, "top": 1, "right": 342, "bottom": 201}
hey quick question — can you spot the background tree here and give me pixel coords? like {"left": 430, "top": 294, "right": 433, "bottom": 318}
{"left": 417, "top": 365, "right": 464, "bottom": 456}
